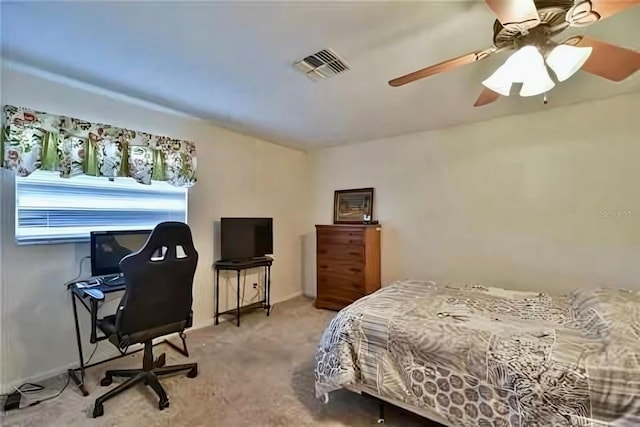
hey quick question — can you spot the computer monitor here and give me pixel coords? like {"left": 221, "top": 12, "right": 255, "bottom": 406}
{"left": 90, "top": 229, "right": 151, "bottom": 277}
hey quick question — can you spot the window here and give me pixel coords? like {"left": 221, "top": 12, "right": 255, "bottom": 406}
{"left": 15, "top": 170, "right": 188, "bottom": 244}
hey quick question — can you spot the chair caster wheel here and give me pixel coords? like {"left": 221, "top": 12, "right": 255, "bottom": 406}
{"left": 187, "top": 367, "right": 198, "bottom": 378}
{"left": 159, "top": 399, "right": 170, "bottom": 410}
{"left": 100, "top": 376, "right": 112, "bottom": 386}
{"left": 377, "top": 418, "right": 385, "bottom": 424}
{"left": 93, "top": 404, "right": 104, "bottom": 418}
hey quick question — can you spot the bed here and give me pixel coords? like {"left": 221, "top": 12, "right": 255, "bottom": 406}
{"left": 314, "top": 280, "right": 640, "bottom": 426}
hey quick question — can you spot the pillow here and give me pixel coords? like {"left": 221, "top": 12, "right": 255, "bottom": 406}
{"left": 567, "top": 287, "right": 640, "bottom": 343}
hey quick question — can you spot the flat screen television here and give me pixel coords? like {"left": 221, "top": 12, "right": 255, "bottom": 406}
{"left": 90, "top": 229, "right": 152, "bottom": 277}
{"left": 220, "top": 217, "right": 273, "bottom": 261}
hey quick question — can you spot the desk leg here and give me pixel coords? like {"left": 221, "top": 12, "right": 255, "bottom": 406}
{"left": 89, "top": 299, "right": 99, "bottom": 343}
{"left": 263, "top": 266, "right": 267, "bottom": 311}
{"left": 215, "top": 269, "right": 220, "bottom": 325}
{"left": 236, "top": 270, "right": 241, "bottom": 327}
{"left": 267, "top": 265, "right": 271, "bottom": 316}
{"left": 70, "top": 293, "right": 89, "bottom": 396}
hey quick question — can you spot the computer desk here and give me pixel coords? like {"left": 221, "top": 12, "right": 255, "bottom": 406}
{"left": 66, "top": 279, "right": 189, "bottom": 396}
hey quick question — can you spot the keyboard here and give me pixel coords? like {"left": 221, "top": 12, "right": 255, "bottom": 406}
{"left": 102, "top": 276, "right": 126, "bottom": 287}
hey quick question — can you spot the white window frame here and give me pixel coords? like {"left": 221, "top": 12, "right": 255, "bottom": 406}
{"left": 14, "top": 170, "right": 188, "bottom": 245}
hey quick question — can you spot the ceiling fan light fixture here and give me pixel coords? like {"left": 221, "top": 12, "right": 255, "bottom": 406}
{"left": 519, "top": 71, "right": 556, "bottom": 97}
{"left": 481, "top": 67, "right": 513, "bottom": 96}
{"left": 482, "top": 45, "right": 555, "bottom": 97}
{"left": 546, "top": 45, "right": 593, "bottom": 82}
{"left": 518, "top": 46, "right": 556, "bottom": 96}
{"left": 481, "top": 46, "right": 530, "bottom": 96}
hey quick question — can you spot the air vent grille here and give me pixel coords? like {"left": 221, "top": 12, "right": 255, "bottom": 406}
{"left": 293, "top": 48, "right": 350, "bottom": 82}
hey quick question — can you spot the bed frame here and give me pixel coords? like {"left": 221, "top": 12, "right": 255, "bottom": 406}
{"left": 322, "top": 385, "right": 450, "bottom": 425}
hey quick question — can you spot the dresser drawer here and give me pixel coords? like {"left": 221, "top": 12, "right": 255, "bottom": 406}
{"left": 317, "top": 229, "right": 364, "bottom": 246}
{"left": 317, "top": 244, "right": 364, "bottom": 262}
{"left": 317, "top": 274, "right": 364, "bottom": 293}
{"left": 317, "top": 283, "right": 364, "bottom": 305}
{"left": 317, "top": 260, "right": 364, "bottom": 278}
{"left": 316, "top": 294, "right": 364, "bottom": 310}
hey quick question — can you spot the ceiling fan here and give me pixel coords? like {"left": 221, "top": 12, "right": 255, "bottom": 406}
{"left": 388, "top": 0, "right": 640, "bottom": 107}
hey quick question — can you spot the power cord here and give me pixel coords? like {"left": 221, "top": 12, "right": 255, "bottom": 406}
{"left": 62, "top": 256, "right": 91, "bottom": 288}
{"left": 0, "top": 343, "right": 97, "bottom": 409}
{"left": 14, "top": 383, "right": 45, "bottom": 394}
{"left": 254, "top": 278, "right": 263, "bottom": 302}
{"left": 1, "top": 329, "right": 100, "bottom": 408}
{"left": 9, "top": 384, "right": 41, "bottom": 401}
{"left": 85, "top": 343, "right": 99, "bottom": 366}
{"left": 241, "top": 270, "right": 247, "bottom": 307}
{"left": 21, "top": 374, "right": 71, "bottom": 408}
{"left": 0, "top": 383, "right": 45, "bottom": 400}
{"left": 1, "top": 374, "right": 71, "bottom": 410}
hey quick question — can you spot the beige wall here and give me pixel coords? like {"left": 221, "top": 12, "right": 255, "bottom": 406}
{"left": 3, "top": 58, "right": 639, "bottom": 388}
{"left": 0, "top": 63, "right": 309, "bottom": 388}
{"left": 307, "top": 92, "right": 640, "bottom": 296}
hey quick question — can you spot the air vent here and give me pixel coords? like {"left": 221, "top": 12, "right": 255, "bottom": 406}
{"left": 293, "top": 49, "right": 351, "bottom": 82}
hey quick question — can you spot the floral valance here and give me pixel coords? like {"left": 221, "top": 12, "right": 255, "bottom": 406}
{"left": 1, "top": 105, "right": 197, "bottom": 187}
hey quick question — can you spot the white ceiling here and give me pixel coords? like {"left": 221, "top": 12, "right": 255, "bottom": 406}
{"left": 2, "top": 1, "right": 639, "bottom": 149}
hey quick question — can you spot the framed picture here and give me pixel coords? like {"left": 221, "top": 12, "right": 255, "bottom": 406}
{"left": 333, "top": 188, "right": 374, "bottom": 224}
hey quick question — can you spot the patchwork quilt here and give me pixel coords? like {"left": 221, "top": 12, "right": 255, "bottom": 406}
{"left": 314, "top": 280, "right": 640, "bottom": 426}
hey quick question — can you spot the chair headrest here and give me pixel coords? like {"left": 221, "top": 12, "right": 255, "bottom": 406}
{"left": 121, "top": 221, "right": 197, "bottom": 265}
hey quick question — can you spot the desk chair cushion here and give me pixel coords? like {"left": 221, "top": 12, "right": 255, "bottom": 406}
{"left": 99, "top": 314, "right": 194, "bottom": 349}
{"left": 97, "top": 315, "right": 117, "bottom": 337}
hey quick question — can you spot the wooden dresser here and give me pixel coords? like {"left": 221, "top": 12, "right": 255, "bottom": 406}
{"left": 315, "top": 224, "right": 381, "bottom": 310}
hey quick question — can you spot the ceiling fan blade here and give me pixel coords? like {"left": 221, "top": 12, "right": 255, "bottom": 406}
{"left": 484, "top": 0, "right": 541, "bottom": 28}
{"left": 566, "top": 0, "right": 640, "bottom": 27}
{"left": 388, "top": 47, "right": 496, "bottom": 87}
{"left": 564, "top": 35, "right": 640, "bottom": 81}
{"left": 474, "top": 88, "right": 500, "bottom": 107}
{"left": 589, "top": 0, "right": 639, "bottom": 20}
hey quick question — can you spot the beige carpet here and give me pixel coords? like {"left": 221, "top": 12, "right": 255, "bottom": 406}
{"left": 2, "top": 296, "right": 438, "bottom": 427}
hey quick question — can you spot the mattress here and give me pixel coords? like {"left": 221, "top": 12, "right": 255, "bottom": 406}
{"left": 314, "top": 280, "right": 640, "bottom": 426}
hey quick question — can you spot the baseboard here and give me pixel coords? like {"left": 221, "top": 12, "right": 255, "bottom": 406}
{"left": 274, "top": 291, "right": 304, "bottom": 303}
{"left": 2, "top": 291, "right": 307, "bottom": 393}
{"left": 0, "top": 342, "right": 146, "bottom": 395}
{"left": 190, "top": 291, "right": 304, "bottom": 330}
{"left": 1, "top": 362, "right": 77, "bottom": 395}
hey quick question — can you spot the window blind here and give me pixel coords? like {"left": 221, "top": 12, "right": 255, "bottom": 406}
{"left": 15, "top": 170, "right": 188, "bottom": 244}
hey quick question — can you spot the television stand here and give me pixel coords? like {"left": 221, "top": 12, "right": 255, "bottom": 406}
{"left": 221, "top": 256, "right": 271, "bottom": 264}
{"left": 213, "top": 257, "right": 272, "bottom": 327}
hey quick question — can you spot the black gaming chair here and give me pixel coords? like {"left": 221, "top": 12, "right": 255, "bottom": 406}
{"left": 92, "top": 222, "right": 199, "bottom": 418}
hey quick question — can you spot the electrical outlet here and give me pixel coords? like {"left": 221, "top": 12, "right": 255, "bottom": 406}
{"left": 253, "top": 283, "right": 258, "bottom": 289}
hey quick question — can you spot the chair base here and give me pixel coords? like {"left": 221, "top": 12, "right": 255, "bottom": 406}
{"left": 93, "top": 342, "right": 197, "bottom": 418}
